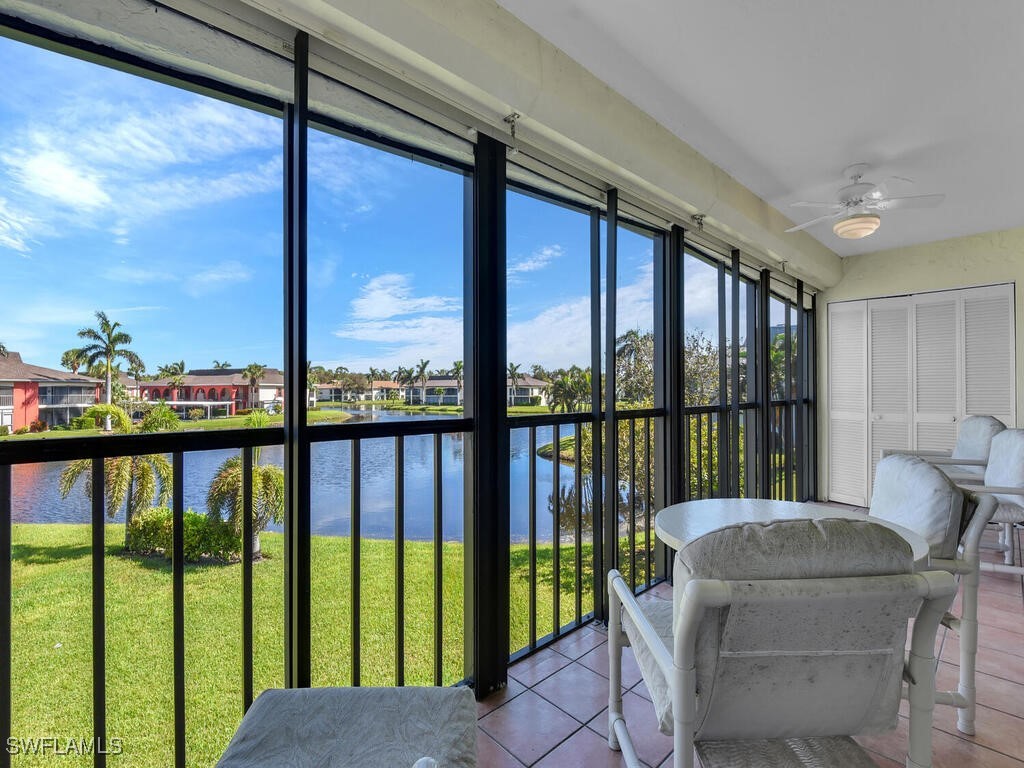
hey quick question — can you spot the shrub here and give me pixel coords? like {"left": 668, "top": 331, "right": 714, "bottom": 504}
{"left": 236, "top": 408, "right": 253, "bottom": 416}
{"left": 0, "top": 426, "right": 8, "bottom": 437}
{"left": 70, "top": 415, "right": 96, "bottom": 430}
{"left": 187, "top": 408, "right": 204, "bottom": 421}
{"left": 529, "top": 395, "right": 541, "bottom": 406}
{"left": 28, "top": 419, "right": 48, "bottom": 433}
{"left": 126, "top": 507, "right": 241, "bottom": 562}
{"left": 13, "top": 426, "right": 29, "bottom": 435}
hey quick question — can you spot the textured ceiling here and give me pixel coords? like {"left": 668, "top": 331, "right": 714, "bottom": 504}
{"left": 495, "top": 0, "right": 1024, "bottom": 256}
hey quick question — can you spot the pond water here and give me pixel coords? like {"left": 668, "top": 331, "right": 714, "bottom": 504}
{"left": 9, "top": 409, "right": 580, "bottom": 542}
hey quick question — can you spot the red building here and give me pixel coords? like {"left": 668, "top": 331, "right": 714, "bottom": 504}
{"left": 0, "top": 352, "right": 102, "bottom": 431}
{"left": 139, "top": 368, "right": 285, "bottom": 416}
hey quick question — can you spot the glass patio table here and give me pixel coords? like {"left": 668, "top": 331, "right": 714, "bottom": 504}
{"left": 655, "top": 498, "right": 930, "bottom": 566}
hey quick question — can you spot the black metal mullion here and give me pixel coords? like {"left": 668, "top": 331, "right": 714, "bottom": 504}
{"left": 730, "top": 251, "right": 741, "bottom": 498}
{"left": 652, "top": 229, "right": 675, "bottom": 582}
{"left": 351, "top": 439, "right": 361, "bottom": 686}
{"left": 433, "top": 433, "right": 443, "bottom": 687}
{"left": 0, "top": 465, "right": 8, "bottom": 768}
{"left": 809, "top": 293, "right": 819, "bottom": 499}
{"left": 757, "top": 269, "right": 772, "bottom": 498}
{"left": 528, "top": 426, "right": 537, "bottom": 648}
{"left": 589, "top": 207, "right": 605, "bottom": 619}
{"left": 678, "top": 233, "right": 690, "bottom": 503}
{"left": 628, "top": 418, "right": 636, "bottom": 592}
{"left": 172, "top": 453, "right": 185, "bottom": 768}
{"left": 784, "top": 301, "right": 793, "bottom": 500}
{"left": 644, "top": 417, "right": 652, "bottom": 586}
{"left": 745, "top": 283, "right": 758, "bottom": 498}
{"left": 603, "top": 189, "right": 619, "bottom": 605}
{"left": 795, "top": 280, "right": 806, "bottom": 501}
{"left": 464, "top": 133, "right": 508, "bottom": 697}
{"left": 284, "top": 30, "right": 311, "bottom": 690}
{"left": 91, "top": 459, "right": 106, "bottom": 768}
{"left": 395, "top": 435, "right": 405, "bottom": 686}
{"left": 716, "top": 262, "right": 728, "bottom": 497}
{"left": 242, "top": 448, "right": 253, "bottom": 711}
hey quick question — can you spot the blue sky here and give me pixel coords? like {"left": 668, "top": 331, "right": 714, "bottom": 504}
{"left": 0, "top": 35, "right": 708, "bottom": 376}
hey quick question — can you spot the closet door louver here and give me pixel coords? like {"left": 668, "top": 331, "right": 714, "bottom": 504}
{"left": 914, "top": 298, "right": 959, "bottom": 452}
{"left": 828, "top": 303, "right": 868, "bottom": 505}
{"left": 964, "top": 290, "right": 1015, "bottom": 426}
{"left": 869, "top": 299, "right": 911, "bottom": 495}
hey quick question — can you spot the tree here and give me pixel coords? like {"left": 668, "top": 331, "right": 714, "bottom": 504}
{"left": 158, "top": 360, "right": 186, "bottom": 377}
{"left": 615, "top": 328, "right": 654, "bottom": 405}
{"left": 451, "top": 360, "right": 464, "bottom": 405}
{"left": 415, "top": 358, "right": 430, "bottom": 404}
{"left": 683, "top": 330, "right": 719, "bottom": 406}
{"left": 213, "top": 360, "right": 232, "bottom": 369}
{"left": 206, "top": 410, "right": 284, "bottom": 558}
{"left": 167, "top": 373, "right": 185, "bottom": 399}
{"left": 242, "top": 363, "right": 266, "bottom": 409}
{"left": 433, "top": 387, "right": 445, "bottom": 404}
{"left": 76, "top": 311, "right": 143, "bottom": 432}
{"left": 61, "top": 348, "right": 87, "bottom": 374}
{"left": 58, "top": 404, "right": 174, "bottom": 546}
{"left": 507, "top": 362, "right": 523, "bottom": 406}
{"left": 0, "top": 342, "right": 6, "bottom": 357}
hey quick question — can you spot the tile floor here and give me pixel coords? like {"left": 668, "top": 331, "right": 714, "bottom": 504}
{"left": 478, "top": 532, "right": 1024, "bottom": 767}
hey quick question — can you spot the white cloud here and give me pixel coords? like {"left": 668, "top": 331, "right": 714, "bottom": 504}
{"left": 102, "top": 265, "right": 176, "bottom": 284}
{"left": 508, "top": 244, "right": 562, "bottom": 276}
{"left": 184, "top": 260, "right": 252, "bottom": 297}
{"left": 350, "top": 273, "right": 460, "bottom": 321}
{"left": 0, "top": 197, "right": 33, "bottom": 253}
{"left": 5, "top": 149, "right": 110, "bottom": 210}
{"left": 332, "top": 316, "right": 465, "bottom": 372}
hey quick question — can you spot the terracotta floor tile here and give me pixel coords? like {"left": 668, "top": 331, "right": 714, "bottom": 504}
{"left": 577, "top": 643, "right": 642, "bottom": 689}
{"left": 478, "top": 690, "right": 582, "bottom": 765}
{"left": 936, "top": 661, "right": 1024, "bottom": 719}
{"left": 533, "top": 726, "right": 626, "bottom": 768}
{"left": 477, "top": 675, "right": 529, "bottom": 717}
{"left": 932, "top": 701, "right": 1024, "bottom": 761}
{"left": 940, "top": 634, "right": 1024, "bottom": 681}
{"left": 533, "top": 662, "right": 616, "bottom": 724}
{"left": 547, "top": 626, "right": 607, "bottom": 660}
{"left": 587, "top": 690, "right": 673, "bottom": 768}
{"left": 508, "top": 647, "right": 573, "bottom": 688}
{"left": 477, "top": 729, "right": 526, "bottom": 768}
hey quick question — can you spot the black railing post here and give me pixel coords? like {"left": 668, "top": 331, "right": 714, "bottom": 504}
{"left": 91, "top": 458, "right": 107, "bottom": 768}
{"left": 601, "top": 189, "right": 619, "bottom": 622}
{"left": 589, "top": 207, "right": 605, "bottom": 618}
{"left": 284, "top": 30, "right": 311, "bottom": 690}
{"left": 172, "top": 453, "right": 185, "bottom": 768}
{"left": 0, "top": 465, "right": 8, "bottom": 768}
{"left": 716, "top": 262, "right": 728, "bottom": 497}
{"left": 242, "top": 447, "right": 253, "bottom": 711}
{"left": 730, "top": 250, "right": 741, "bottom": 498}
{"left": 464, "top": 132, "right": 509, "bottom": 698}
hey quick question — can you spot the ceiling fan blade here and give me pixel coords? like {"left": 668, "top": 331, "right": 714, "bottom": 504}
{"left": 864, "top": 175, "right": 916, "bottom": 201}
{"left": 790, "top": 201, "right": 843, "bottom": 209}
{"left": 867, "top": 193, "right": 945, "bottom": 211}
{"left": 785, "top": 210, "right": 844, "bottom": 233}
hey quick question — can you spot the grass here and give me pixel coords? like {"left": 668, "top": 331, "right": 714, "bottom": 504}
{"left": 9, "top": 522, "right": 656, "bottom": 767}
{"left": 1, "top": 410, "right": 351, "bottom": 441}
{"left": 343, "top": 402, "right": 553, "bottom": 415}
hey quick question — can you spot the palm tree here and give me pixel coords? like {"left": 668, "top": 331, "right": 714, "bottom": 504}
{"left": 158, "top": 360, "right": 186, "bottom": 377}
{"left": 415, "top": 358, "right": 430, "bottom": 404}
{"left": 0, "top": 342, "right": 6, "bottom": 358}
{"left": 242, "top": 363, "right": 267, "bottom": 409}
{"left": 167, "top": 373, "right": 185, "bottom": 399}
{"left": 394, "top": 366, "right": 415, "bottom": 402}
{"left": 77, "top": 311, "right": 143, "bottom": 432}
{"left": 213, "top": 360, "right": 232, "bottom": 369}
{"left": 206, "top": 410, "right": 284, "bottom": 558}
{"left": 507, "top": 362, "right": 523, "bottom": 406}
{"left": 61, "top": 347, "right": 87, "bottom": 374}
{"left": 58, "top": 404, "right": 173, "bottom": 546}
{"left": 451, "top": 360, "right": 464, "bottom": 405}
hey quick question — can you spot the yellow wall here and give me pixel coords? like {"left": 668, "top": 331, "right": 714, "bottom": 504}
{"left": 816, "top": 226, "right": 1024, "bottom": 499}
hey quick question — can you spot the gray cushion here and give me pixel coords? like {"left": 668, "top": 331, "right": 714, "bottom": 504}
{"left": 870, "top": 454, "right": 966, "bottom": 559}
{"left": 984, "top": 429, "right": 1024, "bottom": 519}
{"left": 952, "top": 415, "right": 1006, "bottom": 475}
{"left": 217, "top": 687, "right": 477, "bottom": 768}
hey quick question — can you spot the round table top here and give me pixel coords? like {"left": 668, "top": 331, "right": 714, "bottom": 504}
{"left": 655, "top": 498, "right": 930, "bottom": 564}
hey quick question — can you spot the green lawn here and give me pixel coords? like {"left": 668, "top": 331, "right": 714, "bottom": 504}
{"left": 1, "top": 410, "right": 351, "bottom": 441}
{"left": 9, "top": 523, "right": 653, "bottom": 767}
{"left": 343, "top": 403, "right": 553, "bottom": 415}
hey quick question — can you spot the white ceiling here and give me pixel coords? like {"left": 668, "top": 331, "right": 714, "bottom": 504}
{"left": 494, "top": 0, "right": 1024, "bottom": 257}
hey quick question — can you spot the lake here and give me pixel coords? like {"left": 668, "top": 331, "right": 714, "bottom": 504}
{"left": 9, "top": 409, "right": 580, "bottom": 542}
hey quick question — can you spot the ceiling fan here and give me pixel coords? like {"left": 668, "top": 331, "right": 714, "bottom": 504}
{"left": 785, "top": 163, "right": 945, "bottom": 239}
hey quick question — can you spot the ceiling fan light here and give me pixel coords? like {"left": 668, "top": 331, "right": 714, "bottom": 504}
{"left": 833, "top": 213, "right": 881, "bottom": 239}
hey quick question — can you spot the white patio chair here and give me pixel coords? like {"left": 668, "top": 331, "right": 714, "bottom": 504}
{"left": 869, "top": 453, "right": 996, "bottom": 735}
{"left": 608, "top": 518, "right": 956, "bottom": 768}
{"left": 881, "top": 414, "right": 1006, "bottom": 482}
{"left": 955, "top": 428, "right": 1024, "bottom": 573}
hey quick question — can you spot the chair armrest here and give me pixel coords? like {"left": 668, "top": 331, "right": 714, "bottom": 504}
{"left": 955, "top": 483, "right": 1024, "bottom": 496}
{"left": 926, "top": 457, "right": 987, "bottom": 466}
{"left": 608, "top": 572, "right": 674, "bottom": 681}
{"left": 881, "top": 448, "right": 952, "bottom": 459}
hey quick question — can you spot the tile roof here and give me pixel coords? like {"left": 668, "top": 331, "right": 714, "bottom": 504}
{"left": 0, "top": 352, "right": 102, "bottom": 384}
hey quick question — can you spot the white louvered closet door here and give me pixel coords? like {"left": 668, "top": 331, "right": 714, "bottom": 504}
{"left": 868, "top": 298, "right": 911, "bottom": 493}
{"left": 828, "top": 302, "right": 868, "bottom": 506}
{"left": 913, "top": 296, "right": 960, "bottom": 451}
{"left": 963, "top": 286, "right": 1015, "bottom": 427}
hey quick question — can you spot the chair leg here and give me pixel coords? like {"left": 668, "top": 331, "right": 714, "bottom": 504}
{"left": 956, "top": 564, "right": 980, "bottom": 735}
{"left": 1004, "top": 523, "right": 1015, "bottom": 566}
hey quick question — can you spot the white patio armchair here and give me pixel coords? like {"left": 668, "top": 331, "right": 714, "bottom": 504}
{"left": 608, "top": 518, "right": 956, "bottom": 768}
{"left": 954, "top": 428, "right": 1024, "bottom": 574}
{"left": 880, "top": 414, "right": 1006, "bottom": 482}
{"left": 869, "top": 453, "right": 997, "bottom": 735}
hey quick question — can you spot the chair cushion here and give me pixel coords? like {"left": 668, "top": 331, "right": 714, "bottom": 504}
{"left": 985, "top": 429, "right": 1024, "bottom": 511}
{"left": 870, "top": 454, "right": 966, "bottom": 559}
{"left": 217, "top": 687, "right": 477, "bottom": 768}
{"left": 621, "top": 598, "right": 674, "bottom": 734}
{"left": 695, "top": 735, "right": 879, "bottom": 768}
{"left": 952, "top": 415, "right": 1006, "bottom": 473}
